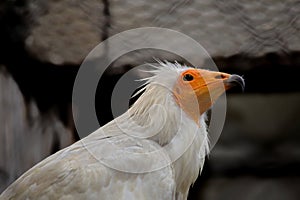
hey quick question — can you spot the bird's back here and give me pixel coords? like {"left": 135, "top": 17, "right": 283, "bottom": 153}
{"left": 0, "top": 120, "right": 176, "bottom": 200}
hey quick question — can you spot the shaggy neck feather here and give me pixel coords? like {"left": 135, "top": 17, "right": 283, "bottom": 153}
{"left": 126, "top": 83, "right": 209, "bottom": 196}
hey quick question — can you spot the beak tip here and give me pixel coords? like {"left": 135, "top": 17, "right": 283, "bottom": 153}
{"left": 225, "top": 74, "right": 245, "bottom": 92}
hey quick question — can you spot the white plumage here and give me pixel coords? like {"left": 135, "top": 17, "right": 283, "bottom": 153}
{"left": 0, "top": 62, "right": 243, "bottom": 200}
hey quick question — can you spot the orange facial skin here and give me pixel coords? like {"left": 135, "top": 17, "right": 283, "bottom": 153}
{"left": 173, "top": 68, "right": 233, "bottom": 124}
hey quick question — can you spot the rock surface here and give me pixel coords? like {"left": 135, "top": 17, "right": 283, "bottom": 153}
{"left": 0, "top": 67, "right": 74, "bottom": 192}
{"left": 3, "top": 0, "right": 300, "bottom": 65}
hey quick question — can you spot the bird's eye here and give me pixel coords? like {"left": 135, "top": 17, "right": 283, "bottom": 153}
{"left": 183, "top": 73, "right": 194, "bottom": 81}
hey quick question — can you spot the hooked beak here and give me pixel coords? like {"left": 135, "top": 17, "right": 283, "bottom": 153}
{"left": 224, "top": 74, "right": 245, "bottom": 92}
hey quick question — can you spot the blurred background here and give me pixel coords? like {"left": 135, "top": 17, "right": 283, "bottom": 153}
{"left": 1, "top": 0, "right": 300, "bottom": 199}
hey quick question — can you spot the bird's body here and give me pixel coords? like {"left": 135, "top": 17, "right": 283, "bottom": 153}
{"left": 0, "top": 62, "right": 244, "bottom": 200}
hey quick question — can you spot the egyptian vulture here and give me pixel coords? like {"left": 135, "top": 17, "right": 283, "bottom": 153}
{"left": 0, "top": 62, "right": 244, "bottom": 200}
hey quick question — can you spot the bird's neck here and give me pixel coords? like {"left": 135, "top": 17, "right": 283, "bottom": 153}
{"left": 127, "top": 85, "right": 182, "bottom": 145}
{"left": 127, "top": 84, "right": 209, "bottom": 195}
{"left": 170, "top": 113, "right": 208, "bottom": 196}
